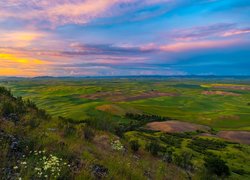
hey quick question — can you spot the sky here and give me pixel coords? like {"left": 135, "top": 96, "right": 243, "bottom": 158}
{"left": 0, "top": 0, "right": 250, "bottom": 77}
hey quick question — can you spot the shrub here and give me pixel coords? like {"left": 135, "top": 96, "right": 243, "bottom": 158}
{"left": 173, "top": 151, "right": 194, "bottom": 171}
{"left": 1, "top": 101, "right": 15, "bottom": 117}
{"left": 204, "top": 156, "right": 230, "bottom": 177}
{"left": 0, "top": 87, "right": 12, "bottom": 97}
{"left": 163, "top": 148, "right": 173, "bottom": 163}
{"left": 129, "top": 140, "right": 140, "bottom": 152}
{"left": 145, "top": 142, "right": 162, "bottom": 156}
{"left": 160, "top": 134, "right": 183, "bottom": 148}
{"left": 63, "top": 124, "right": 76, "bottom": 137}
{"left": 125, "top": 113, "right": 171, "bottom": 123}
{"left": 29, "top": 118, "right": 40, "bottom": 129}
{"left": 85, "top": 117, "right": 117, "bottom": 132}
{"left": 188, "top": 138, "right": 226, "bottom": 154}
{"left": 83, "top": 126, "right": 95, "bottom": 141}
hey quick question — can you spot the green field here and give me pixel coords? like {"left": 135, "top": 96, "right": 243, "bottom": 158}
{"left": 1, "top": 77, "right": 250, "bottom": 130}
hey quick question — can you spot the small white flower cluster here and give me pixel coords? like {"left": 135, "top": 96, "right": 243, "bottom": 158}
{"left": 111, "top": 139, "right": 124, "bottom": 151}
{"left": 34, "top": 151, "right": 70, "bottom": 178}
{"left": 13, "top": 150, "right": 70, "bottom": 179}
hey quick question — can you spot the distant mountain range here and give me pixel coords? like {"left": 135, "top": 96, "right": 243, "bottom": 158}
{"left": 1, "top": 75, "right": 250, "bottom": 80}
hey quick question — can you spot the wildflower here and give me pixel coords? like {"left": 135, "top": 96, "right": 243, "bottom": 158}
{"left": 111, "top": 139, "right": 124, "bottom": 151}
{"left": 13, "top": 166, "right": 18, "bottom": 169}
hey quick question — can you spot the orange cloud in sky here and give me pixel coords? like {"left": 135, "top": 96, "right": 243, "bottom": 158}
{"left": 0, "top": 53, "right": 50, "bottom": 77}
{"left": 1, "top": 31, "right": 46, "bottom": 47}
{"left": 0, "top": 68, "right": 39, "bottom": 77}
{"left": 0, "top": 53, "right": 46, "bottom": 64}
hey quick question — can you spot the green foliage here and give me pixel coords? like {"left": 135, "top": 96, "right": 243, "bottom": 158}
{"left": 85, "top": 117, "right": 118, "bottom": 132}
{"left": 1, "top": 101, "right": 15, "bottom": 117}
{"left": 188, "top": 138, "right": 227, "bottom": 153}
{"left": 129, "top": 140, "right": 140, "bottom": 152}
{"left": 0, "top": 87, "right": 12, "bottom": 97}
{"left": 160, "top": 133, "right": 183, "bottom": 148}
{"left": 63, "top": 124, "right": 76, "bottom": 137}
{"left": 125, "top": 113, "right": 172, "bottom": 123}
{"left": 173, "top": 151, "right": 194, "bottom": 171}
{"left": 28, "top": 118, "right": 40, "bottom": 129}
{"left": 25, "top": 99, "right": 38, "bottom": 110}
{"left": 162, "top": 148, "right": 173, "bottom": 163}
{"left": 204, "top": 156, "right": 230, "bottom": 177}
{"left": 83, "top": 126, "right": 95, "bottom": 141}
{"left": 145, "top": 141, "right": 163, "bottom": 156}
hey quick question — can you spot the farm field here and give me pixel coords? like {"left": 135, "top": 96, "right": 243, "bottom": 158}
{"left": 1, "top": 77, "right": 250, "bottom": 130}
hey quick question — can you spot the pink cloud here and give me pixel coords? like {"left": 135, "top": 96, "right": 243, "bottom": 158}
{"left": 160, "top": 39, "right": 240, "bottom": 52}
{"left": 0, "top": 0, "right": 172, "bottom": 27}
{"left": 222, "top": 29, "right": 250, "bottom": 37}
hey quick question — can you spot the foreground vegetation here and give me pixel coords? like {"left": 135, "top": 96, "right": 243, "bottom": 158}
{"left": 1, "top": 77, "right": 250, "bottom": 179}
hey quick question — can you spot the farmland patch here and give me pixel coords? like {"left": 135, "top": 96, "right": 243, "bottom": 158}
{"left": 146, "top": 120, "right": 210, "bottom": 133}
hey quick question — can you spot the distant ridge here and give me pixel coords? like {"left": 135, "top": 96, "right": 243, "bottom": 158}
{"left": 0, "top": 75, "right": 250, "bottom": 80}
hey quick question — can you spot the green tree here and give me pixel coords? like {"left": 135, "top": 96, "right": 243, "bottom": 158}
{"left": 163, "top": 148, "right": 173, "bottom": 163}
{"left": 129, "top": 140, "right": 140, "bottom": 152}
{"left": 204, "top": 156, "right": 230, "bottom": 177}
{"left": 146, "top": 142, "right": 161, "bottom": 156}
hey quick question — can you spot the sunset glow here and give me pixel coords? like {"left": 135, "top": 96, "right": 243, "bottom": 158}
{"left": 0, "top": 0, "right": 249, "bottom": 76}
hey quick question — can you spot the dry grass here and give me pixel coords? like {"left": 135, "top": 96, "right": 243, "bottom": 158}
{"left": 217, "top": 131, "right": 250, "bottom": 145}
{"left": 146, "top": 120, "right": 210, "bottom": 133}
{"left": 202, "top": 90, "right": 240, "bottom": 96}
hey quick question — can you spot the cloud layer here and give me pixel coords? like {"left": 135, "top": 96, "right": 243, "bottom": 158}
{"left": 0, "top": 0, "right": 250, "bottom": 76}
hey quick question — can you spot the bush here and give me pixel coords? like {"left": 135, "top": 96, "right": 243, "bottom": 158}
{"left": 83, "top": 126, "right": 95, "bottom": 141}
{"left": 125, "top": 113, "right": 171, "bottom": 123}
{"left": 63, "top": 124, "right": 76, "bottom": 137}
{"left": 188, "top": 138, "right": 227, "bottom": 154}
{"left": 204, "top": 156, "right": 230, "bottom": 177}
{"left": 0, "top": 87, "right": 12, "bottom": 97}
{"left": 160, "top": 134, "right": 183, "bottom": 148}
{"left": 29, "top": 118, "right": 40, "bottom": 129}
{"left": 129, "top": 140, "right": 140, "bottom": 152}
{"left": 85, "top": 117, "right": 117, "bottom": 132}
{"left": 173, "top": 151, "right": 194, "bottom": 171}
{"left": 1, "top": 101, "right": 15, "bottom": 117}
{"left": 145, "top": 142, "right": 162, "bottom": 156}
{"left": 163, "top": 148, "right": 173, "bottom": 163}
